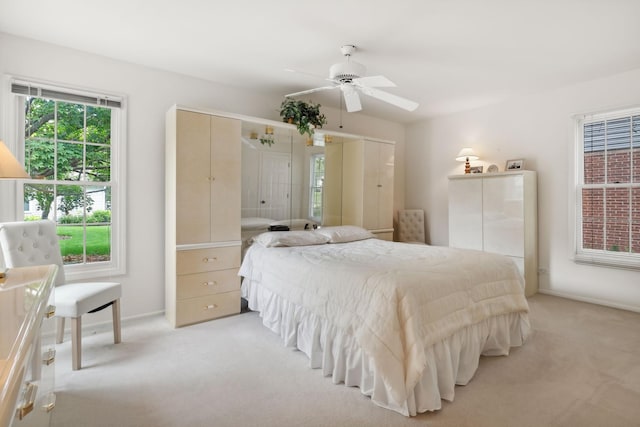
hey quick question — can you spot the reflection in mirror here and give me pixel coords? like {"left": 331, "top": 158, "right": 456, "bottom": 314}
{"left": 241, "top": 122, "right": 323, "bottom": 252}
{"left": 240, "top": 121, "right": 349, "bottom": 244}
{"left": 241, "top": 124, "right": 293, "bottom": 222}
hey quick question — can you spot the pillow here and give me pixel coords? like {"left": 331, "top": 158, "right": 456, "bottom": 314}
{"left": 315, "top": 225, "right": 374, "bottom": 243}
{"left": 253, "top": 231, "right": 329, "bottom": 248}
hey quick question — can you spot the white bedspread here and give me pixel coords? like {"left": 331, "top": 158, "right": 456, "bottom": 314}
{"left": 239, "top": 239, "right": 529, "bottom": 415}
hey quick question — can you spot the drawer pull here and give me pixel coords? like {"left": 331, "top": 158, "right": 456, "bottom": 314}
{"left": 43, "top": 348, "right": 56, "bottom": 366}
{"left": 204, "top": 304, "right": 218, "bottom": 310}
{"left": 16, "top": 383, "right": 38, "bottom": 420}
{"left": 46, "top": 305, "right": 56, "bottom": 318}
{"left": 203, "top": 281, "right": 218, "bottom": 286}
{"left": 42, "top": 393, "right": 56, "bottom": 413}
{"left": 203, "top": 257, "right": 218, "bottom": 263}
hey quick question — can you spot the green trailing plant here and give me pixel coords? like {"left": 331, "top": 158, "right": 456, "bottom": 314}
{"left": 259, "top": 136, "right": 275, "bottom": 147}
{"left": 279, "top": 98, "right": 327, "bottom": 138}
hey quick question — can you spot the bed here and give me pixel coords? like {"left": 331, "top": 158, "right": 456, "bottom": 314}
{"left": 239, "top": 226, "right": 530, "bottom": 416}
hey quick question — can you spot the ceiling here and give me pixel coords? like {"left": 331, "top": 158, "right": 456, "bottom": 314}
{"left": 1, "top": 0, "right": 640, "bottom": 123}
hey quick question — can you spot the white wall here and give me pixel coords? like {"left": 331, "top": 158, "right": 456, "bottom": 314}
{"left": 0, "top": 33, "right": 405, "bottom": 322}
{"left": 406, "top": 68, "right": 640, "bottom": 312}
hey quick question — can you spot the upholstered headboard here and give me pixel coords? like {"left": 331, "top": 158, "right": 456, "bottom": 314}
{"left": 397, "top": 209, "right": 425, "bottom": 244}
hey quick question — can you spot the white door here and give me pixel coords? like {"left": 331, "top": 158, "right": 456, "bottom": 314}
{"left": 259, "top": 152, "right": 291, "bottom": 220}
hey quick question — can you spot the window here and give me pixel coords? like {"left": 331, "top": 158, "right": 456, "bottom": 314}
{"left": 574, "top": 107, "right": 640, "bottom": 268}
{"left": 309, "top": 154, "right": 324, "bottom": 222}
{"left": 9, "top": 78, "right": 126, "bottom": 280}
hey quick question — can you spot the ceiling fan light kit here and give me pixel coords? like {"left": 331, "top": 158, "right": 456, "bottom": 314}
{"left": 285, "top": 44, "right": 419, "bottom": 113}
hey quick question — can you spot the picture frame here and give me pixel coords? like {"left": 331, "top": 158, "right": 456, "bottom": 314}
{"left": 470, "top": 166, "right": 483, "bottom": 174}
{"left": 505, "top": 159, "right": 525, "bottom": 171}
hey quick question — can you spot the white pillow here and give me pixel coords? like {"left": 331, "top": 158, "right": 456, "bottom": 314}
{"left": 315, "top": 225, "right": 374, "bottom": 243}
{"left": 253, "top": 231, "right": 329, "bottom": 248}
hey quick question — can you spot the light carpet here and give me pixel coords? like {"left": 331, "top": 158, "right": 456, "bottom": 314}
{"left": 51, "top": 294, "right": 640, "bottom": 427}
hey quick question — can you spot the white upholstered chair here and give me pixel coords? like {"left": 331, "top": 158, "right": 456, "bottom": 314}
{"left": 0, "top": 220, "right": 121, "bottom": 370}
{"left": 397, "top": 209, "right": 426, "bottom": 244}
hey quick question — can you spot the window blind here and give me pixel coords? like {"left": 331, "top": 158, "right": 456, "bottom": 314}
{"left": 11, "top": 82, "right": 122, "bottom": 108}
{"left": 583, "top": 115, "right": 640, "bottom": 152}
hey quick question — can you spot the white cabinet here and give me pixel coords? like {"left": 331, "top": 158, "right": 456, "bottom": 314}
{"left": 448, "top": 171, "right": 538, "bottom": 296}
{"left": 0, "top": 265, "right": 57, "bottom": 427}
{"left": 166, "top": 107, "right": 242, "bottom": 327}
{"left": 341, "top": 139, "right": 395, "bottom": 240}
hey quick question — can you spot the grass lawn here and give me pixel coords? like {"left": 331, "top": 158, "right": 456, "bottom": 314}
{"left": 57, "top": 225, "right": 111, "bottom": 256}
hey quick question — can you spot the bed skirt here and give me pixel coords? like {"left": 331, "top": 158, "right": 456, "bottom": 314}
{"left": 242, "top": 278, "right": 530, "bottom": 416}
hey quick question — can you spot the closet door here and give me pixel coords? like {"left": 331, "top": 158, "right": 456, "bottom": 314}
{"left": 210, "top": 115, "right": 241, "bottom": 242}
{"left": 176, "top": 110, "right": 212, "bottom": 245}
{"left": 362, "top": 141, "right": 394, "bottom": 230}
{"left": 377, "top": 142, "right": 395, "bottom": 230}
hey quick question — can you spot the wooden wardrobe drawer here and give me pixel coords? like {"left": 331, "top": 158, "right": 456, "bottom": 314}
{"left": 176, "top": 269, "right": 239, "bottom": 299}
{"left": 175, "top": 291, "right": 240, "bottom": 327}
{"left": 177, "top": 246, "right": 240, "bottom": 275}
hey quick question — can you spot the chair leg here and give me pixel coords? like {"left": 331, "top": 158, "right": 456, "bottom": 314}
{"left": 112, "top": 299, "right": 122, "bottom": 344}
{"left": 56, "top": 317, "right": 65, "bottom": 344}
{"left": 71, "top": 317, "right": 82, "bottom": 371}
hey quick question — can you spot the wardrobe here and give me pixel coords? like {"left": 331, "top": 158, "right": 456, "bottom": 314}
{"left": 448, "top": 171, "right": 538, "bottom": 296}
{"left": 165, "top": 106, "right": 242, "bottom": 327}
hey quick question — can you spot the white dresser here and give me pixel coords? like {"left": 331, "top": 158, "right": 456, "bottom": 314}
{"left": 0, "top": 265, "right": 57, "bottom": 427}
{"left": 448, "top": 171, "right": 538, "bottom": 296}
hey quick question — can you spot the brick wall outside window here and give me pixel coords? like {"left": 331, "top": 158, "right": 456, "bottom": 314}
{"left": 582, "top": 148, "right": 640, "bottom": 253}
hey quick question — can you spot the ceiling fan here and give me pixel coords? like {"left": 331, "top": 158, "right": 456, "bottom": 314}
{"left": 285, "top": 45, "right": 419, "bottom": 113}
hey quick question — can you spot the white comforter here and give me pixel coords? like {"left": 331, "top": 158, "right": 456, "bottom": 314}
{"left": 239, "top": 239, "right": 529, "bottom": 414}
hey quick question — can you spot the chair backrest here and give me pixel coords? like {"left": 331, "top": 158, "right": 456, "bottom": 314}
{"left": 0, "top": 220, "right": 66, "bottom": 285}
{"left": 397, "top": 209, "right": 426, "bottom": 244}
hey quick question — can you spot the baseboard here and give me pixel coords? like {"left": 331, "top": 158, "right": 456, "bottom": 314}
{"left": 537, "top": 289, "right": 640, "bottom": 313}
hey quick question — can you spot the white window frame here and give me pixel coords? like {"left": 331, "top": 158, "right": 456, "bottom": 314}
{"left": 3, "top": 75, "right": 127, "bottom": 281}
{"left": 572, "top": 106, "right": 640, "bottom": 269}
{"left": 308, "top": 153, "right": 324, "bottom": 223}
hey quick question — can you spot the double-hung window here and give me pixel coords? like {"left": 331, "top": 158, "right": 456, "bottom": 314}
{"left": 8, "top": 78, "right": 126, "bottom": 280}
{"left": 309, "top": 153, "right": 324, "bottom": 222}
{"left": 574, "top": 107, "right": 640, "bottom": 268}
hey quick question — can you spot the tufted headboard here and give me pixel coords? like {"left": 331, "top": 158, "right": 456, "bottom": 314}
{"left": 397, "top": 209, "right": 426, "bottom": 244}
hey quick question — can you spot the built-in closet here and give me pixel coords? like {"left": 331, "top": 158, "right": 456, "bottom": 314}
{"left": 165, "top": 105, "right": 396, "bottom": 326}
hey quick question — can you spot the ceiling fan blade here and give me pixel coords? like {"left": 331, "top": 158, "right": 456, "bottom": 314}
{"left": 285, "top": 86, "right": 337, "bottom": 97}
{"left": 359, "top": 87, "right": 419, "bottom": 111}
{"left": 340, "top": 85, "right": 362, "bottom": 112}
{"left": 352, "top": 75, "right": 396, "bottom": 88}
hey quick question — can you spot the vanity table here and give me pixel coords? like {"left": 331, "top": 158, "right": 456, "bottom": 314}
{"left": 0, "top": 265, "right": 57, "bottom": 427}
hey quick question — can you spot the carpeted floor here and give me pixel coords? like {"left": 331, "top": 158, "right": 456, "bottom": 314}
{"left": 51, "top": 294, "right": 640, "bottom": 427}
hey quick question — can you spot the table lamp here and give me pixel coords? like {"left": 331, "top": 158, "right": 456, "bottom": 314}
{"left": 455, "top": 148, "right": 479, "bottom": 174}
{"left": 0, "top": 140, "right": 28, "bottom": 178}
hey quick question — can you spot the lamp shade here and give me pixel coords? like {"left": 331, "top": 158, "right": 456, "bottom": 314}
{"left": 0, "top": 140, "right": 29, "bottom": 178}
{"left": 455, "top": 147, "right": 479, "bottom": 162}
